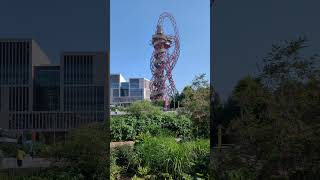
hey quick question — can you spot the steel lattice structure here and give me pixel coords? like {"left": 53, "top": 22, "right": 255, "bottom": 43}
{"left": 150, "top": 12, "right": 180, "bottom": 108}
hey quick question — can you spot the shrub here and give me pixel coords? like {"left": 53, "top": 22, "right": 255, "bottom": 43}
{"left": 113, "top": 145, "right": 138, "bottom": 175}
{"left": 188, "top": 139, "right": 210, "bottom": 177}
{"left": 111, "top": 113, "right": 193, "bottom": 141}
{"left": 111, "top": 151, "right": 123, "bottom": 180}
{"left": 48, "top": 123, "right": 108, "bottom": 180}
{"left": 111, "top": 115, "right": 137, "bottom": 141}
{"left": 134, "top": 136, "right": 209, "bottom": 179}
{"left": 161, "top": 113, "right": 192, "bottom": 138}
{"left": 33, "top": 143, "right": 51, "bottom": 157}
{"left": 126, "top": 100, "right": 161, "bottom": 118}
{"left": 226, "top": 168, "right": 256, "bottom": 180}
{"left": 0, "top": 143, "right": 18, "bottom": 157}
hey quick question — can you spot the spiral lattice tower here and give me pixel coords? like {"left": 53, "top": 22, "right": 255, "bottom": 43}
{"left": 150, "top": 12, "right": 180, "bottom": 109}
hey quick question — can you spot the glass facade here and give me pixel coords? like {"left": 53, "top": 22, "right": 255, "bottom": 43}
{"left": 110, "top": 75, "right": 120, "bottom": 88}
{"left": 120, "top": 82, "right": 129, "bottom": 97}
{"left": 130, "top": 79, "right": 140, "bottom": 88}
{"left": 110, "top": 75, "right": 150, "bottom": 105}
{"left": 130, "top": 88, "right": 143, "bottom": 97}
{"left": 113, "top": 89, "right": 119, "bottom": 97}
{"left": 33, "top": 66, "right": 60, "bottom": 111}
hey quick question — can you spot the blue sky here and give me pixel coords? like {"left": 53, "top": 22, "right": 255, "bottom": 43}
{"left": 111, "top": 0, "right": 210, "bottom": 92}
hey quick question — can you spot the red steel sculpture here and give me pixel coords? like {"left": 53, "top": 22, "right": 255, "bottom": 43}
{"left": 150, "top": 12, "right": 180, "bottom": 109}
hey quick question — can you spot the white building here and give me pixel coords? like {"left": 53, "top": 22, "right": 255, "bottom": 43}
{"left": 110, "top": 74, "right": 151, "bottom": 106}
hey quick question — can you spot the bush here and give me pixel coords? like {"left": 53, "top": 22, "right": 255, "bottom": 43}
{"left": 32, "top": 143, "right": 51, "bottom": 157}
{"left": 188, "top": 139, "right": 210, "bottom": 177}
{"left": 114, "top": 145, "right": 138, "bottom": 176}
{"left": 111, "top": 115, "right": 137, "bottom": 141}
{"left": 111, "top": 113, "right": 193, "bottom": 141}
{"left": 126, "top": 100, "right": 161, "bottom": 118}
{"left": 226, "top": 168, "right": 256, "bottom": 180}
{"left": 134, "top": 136, "right": 209, "bottom": 179}
{"left": 47, "top": 123, "right": 108, "bottom": 180}
{"left": 161, "top": 113, "right": 192, "bottom": 138}
{"left": 0, "top": 143, "right": 18, "bottom": 157}
{"left": 110, "top": 149, "right": 123, "bottom": 180}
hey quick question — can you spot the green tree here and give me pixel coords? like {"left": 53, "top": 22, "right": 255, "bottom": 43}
{"left": 224, "top": 37, "right": 320, "bottom": 179}
{"left": 50, "top": 123, "right": 109, "bottom": 180}
{"left": 126, "top": 100, "right": 161, "bottom": 118}
{"left": 181, "top": 74, "right": 210, "bottom": 138}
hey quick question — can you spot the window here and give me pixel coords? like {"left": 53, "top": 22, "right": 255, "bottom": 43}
{"left": 120, "top": 89, "right": 129, "bottom": 97}
{"left": 130, "top": 79, "right": 140, "bottom": 88}
{"left": 113, "top": 89, "right": 119, "bottom": 97}
{"left": 111, "top": 83, "right": 119, "bottom": 88}
{"left": 130, "top": 89, "right": 143, "bottom": 97}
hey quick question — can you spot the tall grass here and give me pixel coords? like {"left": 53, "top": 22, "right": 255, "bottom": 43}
{"left": 134, "top": 136, "right": 209, "bottom": 179}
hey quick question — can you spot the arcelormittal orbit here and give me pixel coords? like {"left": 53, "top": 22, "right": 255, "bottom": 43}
{"left": 150, "top": 12, "right": 180, "bottom": 109}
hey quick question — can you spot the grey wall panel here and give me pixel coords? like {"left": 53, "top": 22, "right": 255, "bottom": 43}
{"left": 31, "top": 40, "right": 50, "bottom": 66}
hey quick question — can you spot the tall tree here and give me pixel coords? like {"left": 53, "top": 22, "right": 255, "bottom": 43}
{"left": 181, "top": 74, "right": 210, "bottom": 138}
{"left": 224, "top": 37, "right": 320, "bottom": 179}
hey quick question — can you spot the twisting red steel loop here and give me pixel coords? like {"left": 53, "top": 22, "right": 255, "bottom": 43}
{"left": 150, "top": 12, "right": 180, "bottom": 109}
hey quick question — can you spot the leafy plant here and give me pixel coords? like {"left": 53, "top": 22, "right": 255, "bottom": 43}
{"left": 126, "top": 100, "right": 161, "bottom": 118}
{"left": 111, "top": 112, "right": 193, "bottom": 141}
{"left": 47, "top": 123, "right": 109, "bottom": 180}
{"left": 135, "top": 136, "right": 209, "bottom": 179}
{"left": 137, "top": 166, "right": 150, "bottom": 177}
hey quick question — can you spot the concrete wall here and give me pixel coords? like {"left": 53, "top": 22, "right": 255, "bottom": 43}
{"left": 93, "top": 52, "right": 108, "bottom": 85}
{"left": 31, "top": 40, "right": 50, "bottom": 66}
{"left": 0, "top": 87, "right": 9, "bottom": 129}
{"left": 0, "top": 39, "right": 51, "bottom": 130}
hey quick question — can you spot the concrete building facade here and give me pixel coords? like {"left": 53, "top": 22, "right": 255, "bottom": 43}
{"left": 0, "top": 39, "right": 108, "bottom": 136}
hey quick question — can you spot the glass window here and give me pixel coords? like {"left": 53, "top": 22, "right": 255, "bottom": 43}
{"left": 130, "top": 88, "right": 143, "bottom": 97}
{"left": 120, "top": 89, "right": 129, "bottom": 97}
{"left": 121, "top": 82, "right": 129, "bottom": 88}
{"left": 111, "top": 83, "right": 119, "bottom": 88}
{"left": 113, "top": 89, "right": 119, "bottom": 97}
{"left": 130, "top": 79, "right": 140, "bottom": 88}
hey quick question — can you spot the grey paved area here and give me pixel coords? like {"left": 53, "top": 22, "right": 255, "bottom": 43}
{"left": 0, "top": 156, "right": 51, "bottom": 169}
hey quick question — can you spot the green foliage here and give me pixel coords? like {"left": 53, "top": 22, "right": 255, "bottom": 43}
{"left": 111, "top": 113, "right": 193, "bottom": 141}
{"left": 260, "top": 37, "right": 320, "bottom": 89}
{"left": 110, "top": 75, "right": 210, "bottom": 179}
{"left": 169, "top": 92, "right": 184, "bottom": 109}
{"left": 114, "top": 145, "right": 139, "bottom": 176}
{"left": 137, "top": 166, "right": 150, "bottom": 177}
{"left": 161, "top": 113, "right": 192, "bottom": 138}
{"left": 111, "top": 85, "right": 210, "bottom": 141}
{"left": 219, "top": 37, "right": 320, "bottom": 179}
{"left": 111, "top": 150, "right": 124, "bottom": 180}
{"left": 110, "top": 137, "right": 209, "bottom": 179}
{"left": 180, "top": 74, "right": 210, "bottom": 138}
{"left": 131, "top": 175, "right": 144, "bottom": 180}
{"left": 134, "top": 136, "right": 210, "bottom": 179}
{"left": 0, "top": 143, "right": 18, "bottom": 157}
{"left": 47, "top": 123, "right": 109, "bottom": 180}
{"left": 226, "top": 168, "right": 256, "bottom": 180}
{"left": 111, "top": 115, "right": 138, "bottom": 141}
{"left": 32, "top": 143, "right": 51, "bottom": 157}
{"left": 127, "top": 100, "right": 162, "bottom": 118}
